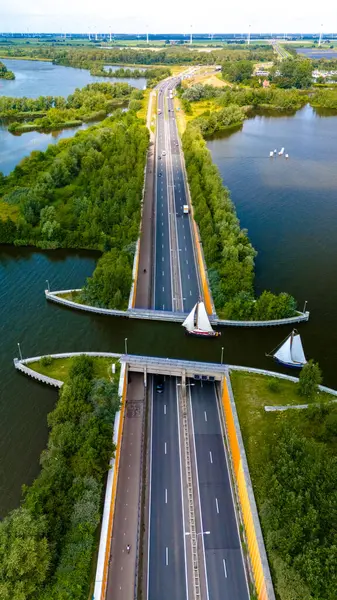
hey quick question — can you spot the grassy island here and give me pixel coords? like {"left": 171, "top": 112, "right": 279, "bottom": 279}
{"left": 0, "top": 60, "right": 15, "bottom": 79}
{"left": 2, "top": 82, "right": 137, "bottom": 134}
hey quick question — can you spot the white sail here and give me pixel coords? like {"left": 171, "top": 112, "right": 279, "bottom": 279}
{"left": 182, "top": 304, "right": 197, "bottom": 331}
{"left": 274, "top": 336, "right": 292, "bottom": 364}
{"left": 291, "top": 334, "right": 306, "bottom": 364}
{"left": 196, "top": 301, "right": 214, "bottom": 333}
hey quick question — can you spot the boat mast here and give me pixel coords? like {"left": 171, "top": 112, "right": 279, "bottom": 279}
{"left": 195, "top": 302, "right": 199, "bottom": 329}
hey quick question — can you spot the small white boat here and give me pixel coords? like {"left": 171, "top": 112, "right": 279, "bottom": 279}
{"left": 266, "top": 329, "right": 307, "bottom": 368}
{"left": 274, "top": 149, "right": 277, "bottom": 153}
{"left": 269, "top": 151, "right": 274, "bottom": 157}
{"left": 278, "top": 147, "right": 285, "bottom": 156}
{"left": 285, "top": 153, "right": 289, "bottom": 159}
{"left": 182, "top": 301, "right": 220, "bottom": 338}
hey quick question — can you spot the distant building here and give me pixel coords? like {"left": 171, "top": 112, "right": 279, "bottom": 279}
{"left": 254, "top": 69, "right": 270, "bottom": 77}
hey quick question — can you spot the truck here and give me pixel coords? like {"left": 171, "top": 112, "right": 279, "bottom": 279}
{"left": 183, "top": 205, "right": 189, "bottom": 214}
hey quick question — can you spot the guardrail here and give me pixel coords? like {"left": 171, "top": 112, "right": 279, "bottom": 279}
{"left": 46, "top": 289, "right": 310, "bottom": 326}
{"left": 221, "top": 373, "right": 276, "bottom": 600}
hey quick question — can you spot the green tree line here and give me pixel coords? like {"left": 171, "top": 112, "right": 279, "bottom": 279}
{"left": 0, "top": 44, "right": 274, "bottom": 67}
{"left": 0, "top": 355, "right": 121, "bottom": 600}
{"left": 0, "top": 99, "right": 149, "bottom": 309}
{"left": 180, "top": 82, "right": 308, "bottom": 111}
{"left": 182, "top": 122, "right": 297, "bottom": 320}
{"left": 257, "top": 404, "right": 337, "bottom": 600}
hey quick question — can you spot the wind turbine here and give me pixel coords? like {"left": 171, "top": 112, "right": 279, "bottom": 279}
{"left": 318, "top": 24, "right": 323, "bottom": 46}
{"left": 247, "top": 24, "right": 251, "bottom": 45}
{"left": 190, "top": 24, "right": 193, "bottom": 45}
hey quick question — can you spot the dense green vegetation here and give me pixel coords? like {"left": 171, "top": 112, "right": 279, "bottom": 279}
{"left": 3, "top": 82, "right": 135, "bottom": 133}
{"left": 194, "top": 104, "right": 246, "bottom": 136}
{"left": 0, "top": 59, "right": 15, "bottom": 79}
{"left": 180, "top": 83, "right": 307, "bottom": 111}
{"left": 0, "top": 94, "right": 149, "bottom": 309}
{"left": 269, "top": 58, "right": 313, "bottom": 89}
{"left": 231, "top": 370, "right": 337, "bottom": 600}
{"left": 311, "top": 88, "right": 337, "bottom": 109}
{"left": 0, "top": 44, "right": 274, "bottom": 67}
{"left": 182, "top": 123, "right": 297, "bottom": 319}
{"left": 91, "top": 65, "right": 171, "bottom": 85}
{"left": 222, "top": 59, "right": 254, "bottom": 83}
{"left": 0, "top": 355, "right": 121, "bottom": 600}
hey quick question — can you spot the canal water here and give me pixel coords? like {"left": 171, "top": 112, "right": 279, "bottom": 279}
{"left": 1, "top": 105, "right": 337, "bottom": 517}
{"left": 0, "top": 59, "right": 146, "bottom": 175}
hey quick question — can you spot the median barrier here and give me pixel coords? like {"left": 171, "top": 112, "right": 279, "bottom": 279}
{"left": 221, "top": 373, "right": 276, "bottom": 600}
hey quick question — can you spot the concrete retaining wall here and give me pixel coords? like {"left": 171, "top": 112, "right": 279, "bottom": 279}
{"left": 14, "top": 352, "right": 122, "bottom": 388}
{"left": 46, "top": 289, "right": 310, "bottom": 327}
{"left": 221, "top": 373, "right": 276, "bottom": 600}
{"left": 94, "top": 362, "right": 127, "bottom": 600}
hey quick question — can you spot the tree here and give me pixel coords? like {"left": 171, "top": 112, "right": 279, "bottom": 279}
{"left": 0, "top": 508, "right": 50, "bottom": 599}
{"left": 298, "top": 360, "right": 322, "bottom": 398}
{"left": 222, "top": 60, "right": 254, "bottom": 83}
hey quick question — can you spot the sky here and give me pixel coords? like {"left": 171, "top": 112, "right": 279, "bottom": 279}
{"left": 1, "top": 0, "right": 336, "bottom": 35}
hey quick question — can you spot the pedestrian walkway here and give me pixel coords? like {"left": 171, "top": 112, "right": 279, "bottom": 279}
{"left": 106, "top": 373, "right": 145, "bottom": 600}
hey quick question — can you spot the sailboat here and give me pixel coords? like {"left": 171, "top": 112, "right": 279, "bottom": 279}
{"left": 266, "top": 329, "right": 307, "bottom": 368}
{"left": 182, "top": 301, "right": 220, "bottom": 337}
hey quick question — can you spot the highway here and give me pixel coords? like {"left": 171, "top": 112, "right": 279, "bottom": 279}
{"left": 153, "top": 77, "right": 200, "bottom": 313}
{"left": 147, "top": 376, "right": 188, "bottom": 600}
{"left": 190, "top": 381, "right": 249, "bottom": 600}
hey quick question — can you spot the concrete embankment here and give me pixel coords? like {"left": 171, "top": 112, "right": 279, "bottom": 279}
{"left": 13, "top": 352, "right": 122, "bottom": 387}
{"left": 45, "top": 289, "right": 310, "bottom": 326}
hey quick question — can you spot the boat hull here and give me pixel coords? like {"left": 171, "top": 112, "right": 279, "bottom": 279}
{"left": 274, "top": 358, "right": 305, "bottom": 369}
{"left": 186, "top": 330, "right": 221, "bottom": 338}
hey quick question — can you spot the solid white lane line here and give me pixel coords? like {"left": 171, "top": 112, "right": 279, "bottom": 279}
{"left": 204, "top": 411, "right": 207, "bottom": 422}
{"left": 165, "top": 488, "right": 168, "bottom": 504}
{"left": 164, "top": 404, "right": 166, "bottom": 415}
{"left": 215, "top": 498, "right": 219, "bottom": 514}
{"left": 166, "top": 547, "right": 169, "bottom": 566}
{"left": 165, "top": 442, "right": 167, "bottom": 454}
{"left": 209, "top": 451, "right": 213, "bottom": 464}
{"left": 223, "top": 558, "right": 227, "bottom": 578}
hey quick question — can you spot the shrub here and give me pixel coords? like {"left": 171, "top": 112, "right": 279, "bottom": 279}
{"left": 41, "top": 355, "right": 53, "bottom": 367}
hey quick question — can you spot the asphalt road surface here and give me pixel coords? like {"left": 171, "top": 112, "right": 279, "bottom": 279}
{"left": 148, "top": 376, "right": 188, "bottom": 600}
{"left": 154, "top": 82, "right": 173, "bottom": 311}
{"left": 154, "top": 78, "right": 200, "bottom": 313}
{"left": 190, "top": 381, "right": 250, "bottom": 600}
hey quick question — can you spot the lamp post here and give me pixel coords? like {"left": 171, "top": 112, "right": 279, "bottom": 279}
{"left": 221, "top": 347, "right": 224, "bottom": 365}
{"left": 17, "top": 342, "right": 23, "bottom": 361}
{"left": 303, "top": 300, "right": 308, "bottom": 313}
{"left": 46, "top": 279, "right": 50, "bottom": 293}
{"left": 124, "top": 337, "right": 128, "bottom": 355}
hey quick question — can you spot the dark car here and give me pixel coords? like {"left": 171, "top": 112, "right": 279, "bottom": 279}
{"left": 155, "top": 376, "right": 164, "bottom": 393}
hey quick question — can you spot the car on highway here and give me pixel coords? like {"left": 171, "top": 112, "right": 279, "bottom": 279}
{"left": 162, "top": 150, "right": 166, "bottom": 156}
{"left": 155, "top": 377, "right": 164, "bottom": 393}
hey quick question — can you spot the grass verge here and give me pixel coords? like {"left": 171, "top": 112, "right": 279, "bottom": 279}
{"left": 28, "top": 355, "right": 120, "bottom": 383}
